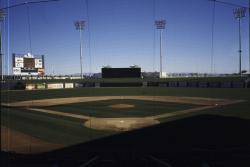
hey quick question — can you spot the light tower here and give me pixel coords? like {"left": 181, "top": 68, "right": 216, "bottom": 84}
{"left": 155, "top": 19, "right": 166, "bottom": 78}
{"left": 74, "top": 20, "right": 85, "bottom": 79}
{"left": 0, "top": 9, "right": 5, "bottom": 81}
{"left": 233, "top": 7, "right": 246, "bottom": 76}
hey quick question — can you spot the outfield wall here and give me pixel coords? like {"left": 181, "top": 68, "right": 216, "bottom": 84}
{"left": 1, "top": 78, "right": 249, "bottom": 90}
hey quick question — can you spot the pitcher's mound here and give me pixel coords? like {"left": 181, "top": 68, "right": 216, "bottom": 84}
{"left": 108, "top": 103, "right": 135, "bottom": 109}
{"left": 84, "top": 118, "right": 159, "bottom": 131}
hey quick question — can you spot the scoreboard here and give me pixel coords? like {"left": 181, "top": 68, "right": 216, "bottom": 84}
{"left": 12, "top": 53, "right": 45, "bottom": 76}
{"left": 102, "top": 68, "right": 141, "bottom": 78}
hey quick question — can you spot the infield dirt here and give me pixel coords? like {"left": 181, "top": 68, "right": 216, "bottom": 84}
{"left": 109, "top": 103, "right": 135, "bottom": 109}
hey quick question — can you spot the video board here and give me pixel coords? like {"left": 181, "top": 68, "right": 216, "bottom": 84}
{"left": 102, "top": 68, "right": 141, "bottom": 78}
{"left": 12, "top": 53, "right": 45, "bottom": 76}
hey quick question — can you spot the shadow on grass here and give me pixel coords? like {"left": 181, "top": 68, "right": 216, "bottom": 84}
{"left": 2, "top": 114, "right": 250, "bottom": 167}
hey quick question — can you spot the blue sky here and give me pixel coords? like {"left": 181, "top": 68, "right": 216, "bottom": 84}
{"left": 1, "top": 0, "right": 249, "bottom": 75}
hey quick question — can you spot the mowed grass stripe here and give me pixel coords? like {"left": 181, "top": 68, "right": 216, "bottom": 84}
{"left": 42, "top": 99, "right": 201, "bottom": 118}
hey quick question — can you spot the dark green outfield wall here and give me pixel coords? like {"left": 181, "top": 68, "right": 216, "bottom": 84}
{"left": 1, "top": 87, "right": 250, "bottom": 103}
{"left": 2, "top": 76, "right": 248, "bottom": 83}
{"left": 1, "top": 76, "right": 250, "bottom": 90}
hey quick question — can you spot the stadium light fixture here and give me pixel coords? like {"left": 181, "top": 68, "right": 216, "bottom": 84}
{"left": 155, "top": 20, "right": 166, "bottom": 78}
{"left": 74, "top": 20, "right": 85, "bottom": 79}
{"left": 0, "top": 9, "right": 5, "bottom": 21}
{"left": 233, "top": 7, "right": 246, "bottom": 76}
{"left": 0, "top": 9, "right": 6, "bottom": 81}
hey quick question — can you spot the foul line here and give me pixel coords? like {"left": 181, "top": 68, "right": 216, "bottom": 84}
{"left": 28, "top": 108, "right": 90, "bottom": 120}
{"left": 151, "top": 106, "right": 215, "bottom": 119}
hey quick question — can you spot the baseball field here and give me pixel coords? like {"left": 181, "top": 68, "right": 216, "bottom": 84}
{"left": 1, "top": 87, "right": 249, "bottom": 154}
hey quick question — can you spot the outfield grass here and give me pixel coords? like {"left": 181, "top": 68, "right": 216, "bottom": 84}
{"left": 43, "top": 99, "right": 200, "bottom": 118}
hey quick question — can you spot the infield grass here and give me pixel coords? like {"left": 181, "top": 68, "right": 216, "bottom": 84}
{"left": 42, "top": 99, "right": 201, "bottom": 118}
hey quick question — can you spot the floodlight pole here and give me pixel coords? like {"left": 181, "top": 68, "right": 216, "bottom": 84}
{"left": 234, "top": 7, "right": 246, "bottom": 76}
{"left": 74, "top": 20, "right": 85, "bottom": 79}
{"left": 79, "top": 27, "right": 83, "bottom": 79}
{"left": 160, "top": 29, "right": 163, "bottom": 78}
{"left": 0, "top": 9, "right": 5, "bottom": 81}
{"left": 238, "top": 17, "right": 242, "bottom": 76}
{"left": 0, "top": 23, "right": 2, "bottom": 81}
{"left": 155, "top": 20, "right": 166, "bottom": 78}
{"left": 249, "top": 3, "right": 250, "bottom": 75}
{"left": 209, "top": 1, "right": 249, "bottom": 75}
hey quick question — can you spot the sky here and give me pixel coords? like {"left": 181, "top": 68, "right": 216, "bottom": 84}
{"left": 1, "top": 0, "right": 249, "bottom": 75}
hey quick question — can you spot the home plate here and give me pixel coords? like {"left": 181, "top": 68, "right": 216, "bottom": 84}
{"left": 84, "top": 118, "right": 159, "bottom": 131}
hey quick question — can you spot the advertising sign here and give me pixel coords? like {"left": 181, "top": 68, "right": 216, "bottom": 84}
{"left": 20, "top": 72, "right": 38, "bottom": 76}
{"left": 15, "top": 57, "right": 24, "bottom": 68}
{"left": 65, "top": 83, "right": 74, "bottom": 88}
{"left": 47, "top": 83, "right": 64, "bottom": 89}
{"left": 13, "top": 67, "right": 21, "bottom": 75}
{"left": 35, "top": 59, "right": 43, "bottom": 68}
{"left": 15, "top": 62, "right": 24, "bottom": 68}
{"left": 37, "top": 83, "right": 46, "bottom": 89}
{"left": 38, "top": 68, "right": 45, "bottom": 76}
{"left": 75, "top": 83, "right": 84, "bottom": 88}
{"left": 15, "top": 57, "right": 23, "bottom": 63}
{"left": 25, "top": 84, "right": 36, "bottom": 90}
